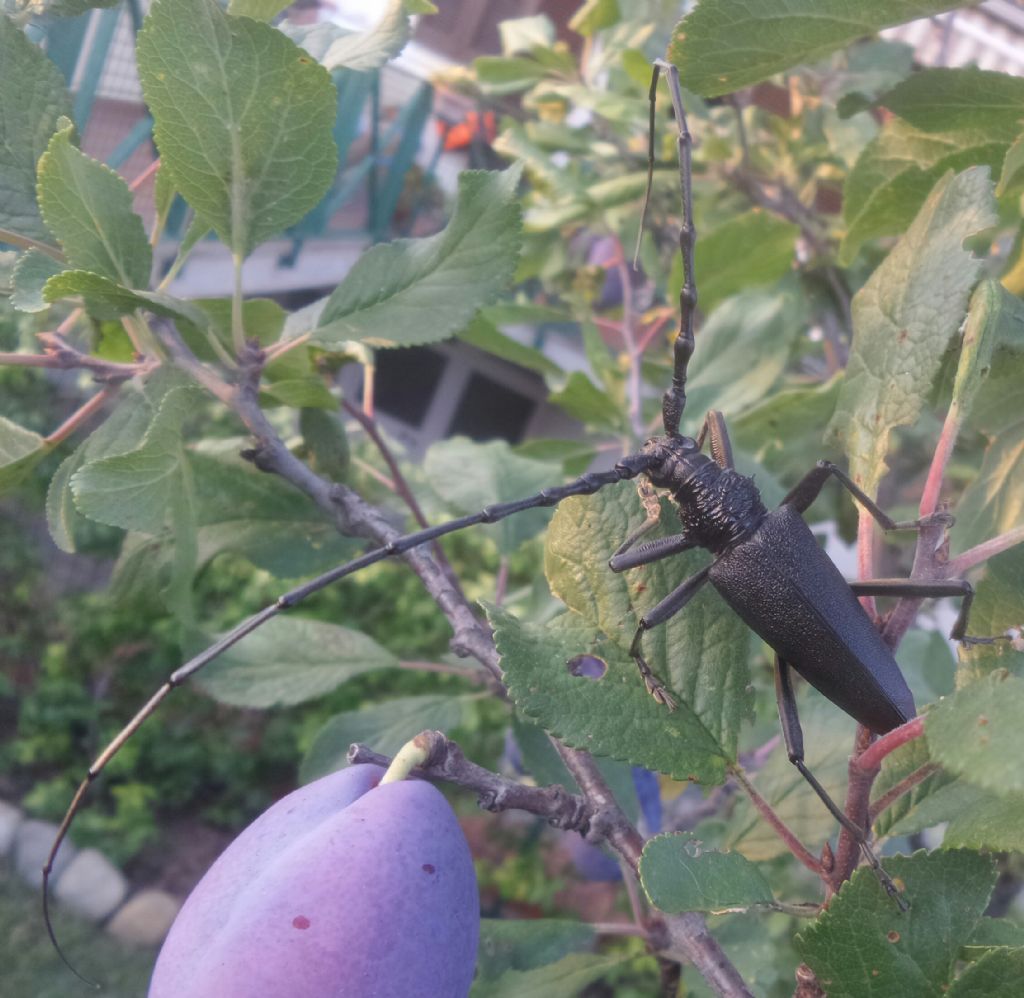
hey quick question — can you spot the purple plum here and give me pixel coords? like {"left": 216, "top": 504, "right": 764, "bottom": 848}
{"left": 149, "top": 764, "right": 479, "bottom": 997}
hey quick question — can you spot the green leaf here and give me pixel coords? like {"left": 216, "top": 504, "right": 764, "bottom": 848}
{"left": 683, "top": 286, "right": 805, "bottom": 421}
{"left": 895, "top": 629, "right": 955, "bottom": 707}
{"left": 472, "top": 919, "right": 597, "bottom": 993}
{"left": 512, "top": 715, "right": 641, "bottom": 826}
{"left": 285, "top": 0, "right": 434, "bottom": 72}
{"left": 70, "top": 385, "right": 198, "bottom": 533}
{"left": 11, "top": 250, "right": 62, "bottom": 312}
{"left": 668, "top": 0, "right": 968, "bottom": 98}
{"left": 880, "top": 68, "right": 1024, "bottom": 135}
{"left": 312, "top": 168, "right": 522, "bottom": 349}
{"left": 195, "top": 617, "right": 399, "bottom": 708}
{"left": 43, "top": 270, "right": 214, "bottom": 329}
{"left": 37, "top": 121, "right": 151, "bottom": 287}
{"left": 488, "top": 604, "right": 728, "bottom": 785}
{"left": 927, "top": 672, "right": 1024, "bottom": 796}
{"left": 962, "top": 918, "right": 1024, "bottom": 956}
{"left": 299, "top": 694, "right": 468, "bottom": 783}
{"left": 471, "top": 953, "right": 628, "bottom": 998}
{"left": 953, "top": 291, "right": 1024, "bottom": 552}
{"left": 544, "top": 482, "right": 752, "bottom": 760}
{"left": 948, "top": 949, "right": 1024, "bottom": 998}
{"left": 796, "top": 851, "right": 996, "bottom": 997}
{"left": 997, "top": 132, "right": 1024, "bottom": 197}
{"left": 458, "top": 316, "right": 563, "bottom": 379}
{"left": 299, "top": 409, "right": 349, "bottom": 482}
{"left": 46, "top": 387, "right": 154, "bottom": 552}
{"left": 692, "top": 211, "right": 799, "bottom": 315}
{"left": 137, "top": 0, "right": 338, "bottom": 258}
{"left": 474, "top": 55, "right": 549, "bottom": 96}
{"left": 825, "top": 167, "right": 997, "bottom": 499}
{"left": 547, "top": 372, "right": 622, "bottom": 432}
{"left": 0, "top": 415, "right": 48, "bottom": 495}
{"left": 0, "top": 16, "right": 72, "bottom": 245}
{"left": 731, "top": 377, "right": 842, "bottom": 482}
{"left": 726, "top": 695, "right": 859, "bottom": 860}
{"left": 499, "top": 15, "right": 555, "bottom": 55}
{"left": 944, "top": 787, "right": 1024, "bottom": 853}
{"left": 568, "top": 0, "right": 620, "bottom": 36}
{"left": 639, "top": 835, "right": 773, "bottom": 914}
{"left": 227, "top": 0, "right": 289, "bottom": 19}
{"left": 958, "top": 548, "right": 1024, "bottom": 681}
{"left": 423, "top": 437, "right": 557, "bottom": 555}
{"left": 841, "top": 119, "right": 1006, "bottom": 264}
{"left": 872, "top": 737, "right": 958, "bottom": 840}
{"left": 12, "top": 0, "right": 120, "bottom": 15}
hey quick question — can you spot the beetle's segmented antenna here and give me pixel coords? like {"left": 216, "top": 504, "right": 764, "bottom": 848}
{"left": 653, "top": 59, "right": 697, "bottom": 438}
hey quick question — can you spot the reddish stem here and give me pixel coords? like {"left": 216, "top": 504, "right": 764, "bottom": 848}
{"left": 731, "top": 766, "right": 822, "bottom": 876}
{"left": 949, "top": 525, "right": 1024, "bottom": 575}
{"left": 869, "top": 761, "right": 940, "bottom": 825}
{"left": 45, "top": 385, "right": 119, "bottom": 446}
{"left": 129, "top": 157, "right": 161, "bottom": 192}
{"left": 853, "top": 716, "right": 925, "bottom": 775}
{"left": 919, "top": 406, "right": 961, "bottom": 518}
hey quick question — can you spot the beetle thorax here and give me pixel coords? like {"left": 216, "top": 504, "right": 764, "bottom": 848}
{"left": 641, "top": 436, "right": 767, "bottom": 554}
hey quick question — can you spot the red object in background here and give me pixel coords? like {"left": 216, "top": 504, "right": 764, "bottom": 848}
{"left": 437, "top": 110, "right": 497, "bottom": 151}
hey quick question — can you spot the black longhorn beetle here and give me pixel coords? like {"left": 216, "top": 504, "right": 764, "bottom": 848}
{"left": 45, "top": 60, "right": 1002, "bottom": 945}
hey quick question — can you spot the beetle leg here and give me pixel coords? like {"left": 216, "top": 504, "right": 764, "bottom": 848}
{"left": 696, "top": 409, "right": 735, "bottom": 470}
{"left": 609, "top": 531, "right": 698, "bottom": 572}
{"left": 628, "top": 564, "right": 712, "bottom": 710}
{"left": 611, "top": 479, "right": 666, "bottom": 562}
{"left": 774, "top": 656, "right": 908, "bottom": 911}
{"left": 849, "top": 578, "right": 1013, "bottom": 645}
{"left": 783, "top": 460, "right": 947, "bottom": 532}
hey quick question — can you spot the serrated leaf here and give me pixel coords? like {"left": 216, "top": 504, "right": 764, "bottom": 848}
{"left": 11, "top": 250, "right": 62, "bottom": 312}
{"left": 691, "top": 211, "right": 799, "bottom": 314}
{"left": 46, "top": 387, "right": 154, "bottom": 552}
{"left": 544, "top": 482, "right": 751, "bottom": 760}
{"left": 37, "top": 121, "right": 151, "bottom": 287}
{"left": 194, "top": 616, "right": 398, "bottom": 707}
{"left": 0, "top": 16, "right": 72, "bottom": 245}
{"left": 958, "top": 548, "right": 1024, "bottom": 680}
{"left": 0, "top": 415, "right": 48, "bottom": 494}
{"left": 927, "top": 672, "right": 1024, "bottom": 796}
{"left": 944, "top": 787, "right": 1024, "bottom": 853}
{"left": 962, "top": 918, "right": 1024, "bottom": 955}
{"left": 949, "top": 948, "right": 1024, "bottom": 997}
{"left": 284, "top": 0, "right": 433, "bottom": 72}
{"left": 311, "top": 168, "right": 522, "bottom": 349}
{"left": 70, "top": 385, "right": 198, "bottom": 533}
{"left": 668, "top": 0, "right": 968, "bottom": 98}
{"left": 826, "top": 167, "right": 997, "bottom": 499}
{"left": 299, "top": 694, "right": 468, "bottom": 783}
{"left": 880, "top": 68, "right": 1024, "bottom": 135}
{"left": 871, "top": 737, "right": 959, "bottom": 840}
{"left": 43, "top": 270, "right": 213, "bottom": 329}
{"left": 639, "top": 835, "right": 773, "bottom": 913}
{"left": 997, "top": 132, "right": 1024, "bottom": 198}
{"left": 488, "top": 604, "right": 728, "bottom": 785}
{"left": 841, "top": 119, "right": 1006, "bottom": 264}
{"left": 137, "top": 0, "right": 338, "bottom": 258}
{"left": 796, "top": 851, "right": 996, "bottom": 997}
{"left": 423, "top": 438, "right": 557, "bottom": 555}
{"left": 683, "top": 286, "right": 805, "bottom": 420}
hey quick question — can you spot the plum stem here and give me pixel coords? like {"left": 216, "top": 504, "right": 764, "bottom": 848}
{"left": 381, "top": 733, "right": 434, "bottom": 785}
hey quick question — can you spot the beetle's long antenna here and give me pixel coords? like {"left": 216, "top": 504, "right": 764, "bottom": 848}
{"left": 654, "top": 59, "right": 697, "bottom": 438}
{"left": 632, "top": 62, "right": 663, "bottom": 268}
{"left": 43, "top": 451, "right": 659, "bottom": 969}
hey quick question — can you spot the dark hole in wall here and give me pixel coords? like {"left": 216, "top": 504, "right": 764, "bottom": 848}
{"left": 373, "top": 347, "right": 447, "bottom": 426}
{"left": 446, "top": 371, "right": 535, "bottom": 444}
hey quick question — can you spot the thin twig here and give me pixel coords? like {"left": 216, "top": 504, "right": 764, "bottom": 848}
{"left": 854, "top": 716, "right": 925, "bottom": 775}
{"left": 869, "top": 761, "right": 940, "bottom": 825}
{"left": 341, "top": 398, "right": 464, "bottom": 598}
{"left": 730, "top": 766, "right": 823, "bottom": 877}
{"left": 45, "top": 385, "right": 120, "bottom": 446}
{"left": 949, "top": 525, "right": 1024, "bottom": 575}
{"left": 129, "top": 157, "right": 160, "bottom": 192}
